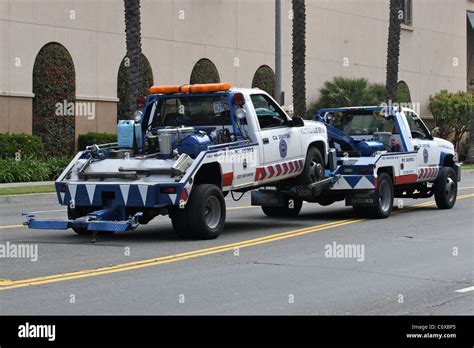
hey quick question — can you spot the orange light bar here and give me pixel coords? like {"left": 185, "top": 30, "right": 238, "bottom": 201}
{"left": 149, "top": 85, "right": 181, "bottom": 94}
{"left": 149, "top": 82, "right": 231, "bottom": 94}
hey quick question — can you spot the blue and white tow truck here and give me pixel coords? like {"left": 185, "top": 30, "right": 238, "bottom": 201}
{"left": 253, "top": 105, "right": 460, "bottom": 218}
{"left": 24, "top": 83, "right": 331, "bottom": 240}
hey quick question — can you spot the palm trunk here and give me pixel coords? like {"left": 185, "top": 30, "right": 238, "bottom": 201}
{"left": 124, "top": 0, "right": 143, "bottom": 118}
{"left": 292, "top": 0, "right": 306, "bottom": 117}
{"left": 385, "top": 0, "right": 402, "bottom": 102}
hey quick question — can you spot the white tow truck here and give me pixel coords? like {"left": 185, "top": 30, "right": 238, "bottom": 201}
{"left": 24, "top": 83, "right": 332, "bottom": 239}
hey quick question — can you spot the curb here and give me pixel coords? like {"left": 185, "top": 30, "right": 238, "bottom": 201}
{"left": 0, "top": 192, "right": 56, "bottom": 204}
{"left": 0, "top": 181, "right": 55, "bottom": 189}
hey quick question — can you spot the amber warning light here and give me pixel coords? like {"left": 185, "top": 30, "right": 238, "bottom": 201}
{"left": 149, "top": 82, "right": 231, "bottom": 94}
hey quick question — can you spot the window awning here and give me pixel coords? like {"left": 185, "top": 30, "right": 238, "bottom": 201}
{"left": 468, "top": 12, "right": 474, "bottom": 29}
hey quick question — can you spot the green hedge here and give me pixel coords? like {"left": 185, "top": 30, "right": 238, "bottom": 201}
{"left": 0, "top": 133, "right": 44, "bottom": 160}
{"left": 78, "top": 132, "right": 117, "bottom": 151}
{"left": 0, "top": 157, "right": 72, "bottom": 183}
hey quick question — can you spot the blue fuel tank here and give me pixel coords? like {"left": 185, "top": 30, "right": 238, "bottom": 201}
{"left": 177, "top": 133, "right": 213, "bottom": 159}
{"left": 357, "top": 141, "right": 385, "bottom": 156}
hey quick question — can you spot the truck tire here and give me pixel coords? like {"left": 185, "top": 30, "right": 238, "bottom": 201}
{"left": 434, "top": 167, "right": 457, "bottom": 209}
{"left": 261, "top": 197, "right": 303, "bottom": 217}
{"left": 186, "top": 184, "right": 226, "bottom": 239}
{"left": 169, "top": 207, "right": 193, "bottom": 239}
{"left": 366, "top": 172, "right": 394, "bottom": 218}
{"left": 296, "top": 147, "right": 324, "bottom": 186}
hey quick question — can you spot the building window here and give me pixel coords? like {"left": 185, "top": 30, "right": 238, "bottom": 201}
{"left": 400, "top": 0, "right": 412, "bottom": 26}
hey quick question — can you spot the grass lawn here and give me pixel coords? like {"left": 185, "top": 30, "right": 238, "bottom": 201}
{"left": 0, "top": 185, "right": 56, "bottom": 196}
{"left": 462, "top": 164, "right": 474, "bottom": 170}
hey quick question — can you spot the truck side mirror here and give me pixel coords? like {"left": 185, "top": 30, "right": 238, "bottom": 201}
{"left": 431, "top": 127, "right": 440, "bottom": 137}
{"left": 291, "top": 116, "right": 305, "bottom": 127}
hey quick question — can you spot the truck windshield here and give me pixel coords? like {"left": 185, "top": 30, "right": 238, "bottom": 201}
{"left": 157, "top": 95, "right": 231, "bottom": 127}
{"left": 328, "top": 111, "right": 398, "bottom": 136}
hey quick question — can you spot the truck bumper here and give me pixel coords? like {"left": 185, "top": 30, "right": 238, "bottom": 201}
{"left": 454, "top": 163, "right": 461, "bottom": 182}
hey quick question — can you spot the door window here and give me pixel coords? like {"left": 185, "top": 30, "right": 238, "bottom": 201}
{"left": 250, "top": 94, "right": 288, "bottom": 129}
{"left": 405, "top": 111, "right": 430, "bottom": 140}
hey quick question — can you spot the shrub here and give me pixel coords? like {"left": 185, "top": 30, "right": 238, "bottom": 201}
{"left": 0, "top": 133, "right": 44, "bottom": 160}
{"left": 45, "top": 157, "right": 72, "bottom": 179}
{"left": 0, "top": 159, "right": 50, "bottom": 183}
{"left": 306, "top": 77, "right": 386, "bottom": 118}
{"left": 0, "top": 157, "right": 72, "bottom": 183}
{"left": 78, "top": 132, "right": 117, "bottom": 150}
{"left": 428, "top": 90, "right": 474, "bottom": 151}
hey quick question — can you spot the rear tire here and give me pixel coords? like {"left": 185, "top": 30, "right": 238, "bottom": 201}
{"left": 365, "top": 173, "right": 394, "bottom": 218}
{"left": 434, "top": 167, "right": 457, "bottom": 209}
{"left": 261, "top": 197, "right": 303, "bottom": 217}
{"left": 185, "top": 184, "right": 226, "bottom": 239}
{"left": 169, "top": 207, "right": 192, "bottom": 239}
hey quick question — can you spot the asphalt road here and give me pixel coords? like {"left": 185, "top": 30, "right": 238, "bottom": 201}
{"left": 0, "top": 173, "right": 473, "bottom": 315}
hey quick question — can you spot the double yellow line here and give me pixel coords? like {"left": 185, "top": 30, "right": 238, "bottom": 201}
{"left": 1, "top": 193, "right": 473, "bottom": 291}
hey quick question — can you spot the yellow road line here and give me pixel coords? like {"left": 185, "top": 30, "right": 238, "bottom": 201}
{"left": 0, "top": 219, "right": 359, "bottom": 290}
{"left": 1, "top": 193, "right": 473, "bottom": 291}
{"left": 0, "top": 224, "right": 24, "bottom": 229}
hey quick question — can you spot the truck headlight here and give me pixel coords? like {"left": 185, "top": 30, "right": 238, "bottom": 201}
{"left": 453, "top": 151, "right": 458, "bottom": 162}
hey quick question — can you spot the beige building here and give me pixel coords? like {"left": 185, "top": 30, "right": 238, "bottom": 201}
{"left": 0, "top": 0, "right": 472, "bottom": 142}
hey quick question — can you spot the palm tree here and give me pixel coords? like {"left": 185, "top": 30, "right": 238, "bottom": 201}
{"left": 292, "top": 0, "right": 306, "bottom": 117}
{"left": 385, "top": 0, "right": 402, "bottom": 102}
{"left": 123, "top": 0, "right": 143, "bottom": 117}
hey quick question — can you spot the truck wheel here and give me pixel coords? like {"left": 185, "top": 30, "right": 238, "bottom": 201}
{"left": 186, "top": 184, "right": 226, "bottom": 239}
{"left": 434, "top": 167, "right": 457, "bottom": 209}
{"left": 367, "top": 173, "right": 394, "bottom": 218}
{"left": 296, "top": 147, "right": 324, "bottom": 185}
{"left": 261, "top": 197, "right": 303, "bottom": 217}
{"left": 169, "top": 207, "right": 193, "bottom": 239}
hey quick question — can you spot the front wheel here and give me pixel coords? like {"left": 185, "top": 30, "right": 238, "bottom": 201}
{"left": 434, "top": 167, "right": 457, "bottom": 209}
{"left": 296, "top": 147, "right": 324, "bottom": 186}
{"left": 261, "top": 197, "right": 303, "bottom": 218}
{"left": 186, "top": 184, "right": 226, "bottom": 239}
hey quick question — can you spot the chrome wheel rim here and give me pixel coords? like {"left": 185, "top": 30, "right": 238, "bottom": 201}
{"left": 445, "top": 176, "right": 456, "bottom": 203}
{"left": 204, "top": 195, "right": 221, "bottom": 230}
{"left": 309, "top": 160, "right": 324, "bottom": 183}
{"left": 379, "top": 180, "right": 392, "bottom": 212}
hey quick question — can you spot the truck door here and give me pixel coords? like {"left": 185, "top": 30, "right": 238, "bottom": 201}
{"left": 404, "top": 110, "right": 440, "bottom": 179}
{"left": 249, "top": 94, "right": 302, "bottom": 165}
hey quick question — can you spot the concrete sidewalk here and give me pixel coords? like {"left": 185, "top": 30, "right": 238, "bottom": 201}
{"left": 0, "top": 181, "right": 55, "bottom": 188}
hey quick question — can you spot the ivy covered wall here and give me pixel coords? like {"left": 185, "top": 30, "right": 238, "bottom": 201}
{"left": 252, "top": 65, "right": 275, "bottom": 97}
{"left": 117, "top": 54, "right": 154, "bottom": 121}
{"left": 32, "top": 42, "right": 76, "bottom": 157}
{"left": 190, "top": 58, "right": 220, "bottom": 84}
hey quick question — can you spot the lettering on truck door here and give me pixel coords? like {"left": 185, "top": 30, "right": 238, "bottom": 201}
{"left": 405, "top": 110, "right": 440, "bottom": 181}
{"left": 250, "top": 94, "right": 302, "bottom": 168}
